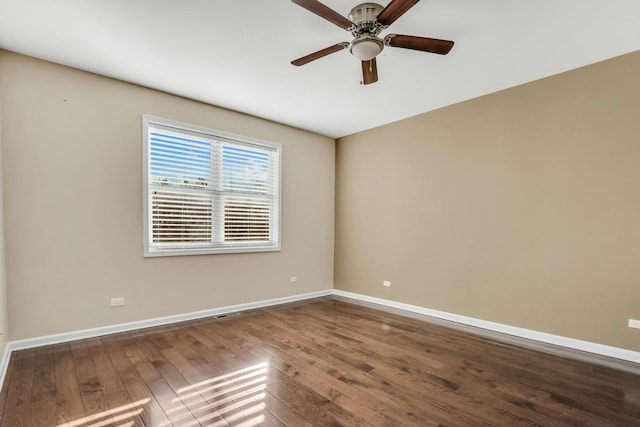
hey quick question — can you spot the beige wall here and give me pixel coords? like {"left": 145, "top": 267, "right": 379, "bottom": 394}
{"left": 335, "top": 51, "right": 640, "bottom": 352}
{"left": 0, "top": 85, "right": 7, "bottom": 355}
{"left": 0, "top": 50, "right": 335, "bottom": 340}
{"left": 2, "top": 47, "right": 639, "bottom": 354}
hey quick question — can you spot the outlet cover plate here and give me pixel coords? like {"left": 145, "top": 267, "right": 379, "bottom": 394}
{"left": 111, "top": 297, "right": 125, "bottom": 307}
{"left": 628, "top": 319, "right": 640, "bottom": 329}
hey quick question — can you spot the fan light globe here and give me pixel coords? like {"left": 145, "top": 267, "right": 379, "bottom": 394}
{"left": 350, "top": 37, "right": 383, "bottom": 61}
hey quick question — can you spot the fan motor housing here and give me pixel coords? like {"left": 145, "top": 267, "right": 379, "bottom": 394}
{"left": 350, "top": 3, "right": 385, "bottom": 38}
{"left": 348, "top": 3, "right": 385, "bottom": 60}
{"left": 348, "top": 3, "right": 384, "bottom": 24}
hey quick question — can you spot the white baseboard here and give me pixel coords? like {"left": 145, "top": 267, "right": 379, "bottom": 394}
{"left": 0, "top": 343, "right": 10, "bottom": 393}
{"left": 333, "top": 289, "right": 640, "bottom": 367}
{"left": 0, "top": 289, "right": 332, "bottom": 388}
{"left": 2, "top": 288, "right": 639, "bottom": 389}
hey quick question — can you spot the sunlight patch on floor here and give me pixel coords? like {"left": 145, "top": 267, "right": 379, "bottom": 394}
{"left": 160, "top": 361, "right": 270, "bottom": 426}
{"left": 178, "top": 361, "right": 269, "bottom": 394}
{"left": 57, "top": 398, "right": 150, "bottom": 427}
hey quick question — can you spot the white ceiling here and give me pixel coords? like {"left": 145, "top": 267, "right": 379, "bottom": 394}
{"left": 1, "top": 0, "right": 639, "bottom": 138}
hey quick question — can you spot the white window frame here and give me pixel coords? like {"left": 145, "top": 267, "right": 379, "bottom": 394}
{"left": 143, "top": 115, "right": 282, "bottom": 257}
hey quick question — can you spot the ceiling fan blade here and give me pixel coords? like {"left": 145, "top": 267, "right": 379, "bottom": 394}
{"left": 361, "top": 58, "right": 378, "bottom": 85}
{"left": 386, "top": 34, "right": 454, "bottom": 55}
{"left": 376, "top": 0, "right": 420, "bottom": 26}
{"left": 291, "top": 43, "right": 349, "bottom": 66}
{"left": 292, "top": 0, "right": 353, "bottom": 29}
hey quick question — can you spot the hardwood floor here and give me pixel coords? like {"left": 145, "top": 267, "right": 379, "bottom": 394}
{"left": 1, "top": 297, "right": 639, "bottom": 426}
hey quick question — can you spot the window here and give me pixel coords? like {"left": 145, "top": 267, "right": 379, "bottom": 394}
{"left": 143, "top": 115, "right": 281, "bottom": 256}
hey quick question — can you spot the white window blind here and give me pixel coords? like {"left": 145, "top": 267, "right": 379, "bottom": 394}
{"left": 143, "top": 115, "right": 281, "bottom": 256}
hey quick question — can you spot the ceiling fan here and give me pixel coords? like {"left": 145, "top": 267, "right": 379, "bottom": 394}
{"left": 291, "top": 0, "right": 455, "bottom": 85}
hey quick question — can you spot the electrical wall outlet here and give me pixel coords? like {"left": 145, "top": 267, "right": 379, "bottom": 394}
{"left": 383, "top": 280, "right": 391, "bottom": 287}
{"left": 290, "top": 276, "right": 298, "bottom": 284}
{"left": 628, "top": 319, "right": 640, "bottom": 329}
{"left": 110, "top": 297, "right": 125, "bottom": 307}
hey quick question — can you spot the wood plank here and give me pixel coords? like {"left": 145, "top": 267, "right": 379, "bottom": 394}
{"left": 69, "top": 340, "right": 115, "bottom": 425}
{"left": 0, "top": 352, "right": 17, "bottom": 422}
{"left": 28, "top": 346, "right": 58, "bottom": 426}
{"left": 53, "top": 343, "right": 85, "bottom": 426}
{"left": 86, "top": 337, "right": 145, "bottom": 425}
{"left": 118, "top": 331, "right": 213, "bottom": 426}
{"left": 0, "top": 351, "right": 35, "bottom": 427}
{"left": 101, "top": 334, "right": 171, "bottom": 426}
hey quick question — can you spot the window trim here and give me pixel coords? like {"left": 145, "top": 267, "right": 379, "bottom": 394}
{"left": 142, "top": 114, "right": 282, "bottom": 257}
